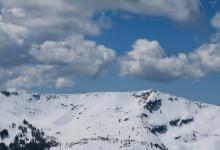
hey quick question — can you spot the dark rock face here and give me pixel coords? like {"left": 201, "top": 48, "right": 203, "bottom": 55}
{"left": 1, "top": 90, "right": 10, "bottom": 97}
{"left": 150, "top": 125, "right": 167, "bottom": 135}
{"left": 32, "top": 94, "right": 41, "bottom": 100}
{"left": 169, "top": 117, "right": 194, "bottom": 127}
{"left": 169, "top": 118, "right": 180, "bottom": 126}
{"left": 179, "top": 118, "right": 194, "bottom": 126}
{"left": 1, "top": 90, "right": 18, "bottom": 97}
{"left": 174, "top": 131, "right": 198, "bottom": 143}
{"left": 144, "top": 99, "right": 162, "bottom": 113}
{"left": 141, "top": 113, "right": 148, "bottom": 118}
{"left": 152, "top": 143, "right": 168, "bottom": 150}
{"left": 168, "top": 97, "right": 178, "bottom": 101}
{"left": 133, "top": 89, "right": 157, "bottom": 100}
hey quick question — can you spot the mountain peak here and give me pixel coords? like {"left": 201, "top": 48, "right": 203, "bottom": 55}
{"left": 0, "top": 89, "right": 219, "bottom": 150}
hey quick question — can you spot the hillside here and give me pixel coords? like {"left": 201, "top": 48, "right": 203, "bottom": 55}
{"left": 0, "top": 89, "right": 220, "bottom": 150}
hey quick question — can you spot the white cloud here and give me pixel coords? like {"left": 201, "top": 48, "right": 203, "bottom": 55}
{"left": 193, "top": 43, "right": 220, "bottom": 71}
{"left": 211, "top": 11, "right": 220, "bottom": 42}
{"left": 0, "top": 35, "right": 116, "bottom": 89}
{"left": 113, "top": 0, "right": 201, "bottom": 22}
{"left": 0, "top": 0, "right": 208, "bottom": 88}
{"left": 5, "top": 76, "right": 38, "bottom": 89}
{"left": 0, "top": 15, "right": 28, "bottom": 45}
{"left": 3, "top": 65, "right": 54, "bottom": 88}
{"left": 119, "top": 11, "right": 220, "bottom": 82}
{"left": 211, "top": 12, "right": 220, "bottom": 30}
{"left": 97, "top": 13, "right": 112, "bottom": 29}
{"left": 120, "top": 39, "right": 220, "bottom": 82}
{"left": 0, "top": 0, "right": 201, "bottom": 43}
{"left": 8, "top": 7, "right": 26, "bottom": 17}
{"left": 2, "top": 64, "right": 74, "bottom": 89}
{"left": 30, "top": 35, "right": 116, "bottom": 78}
{"left": 55, "top": 78, "right": 74, "bottom": 88}
{"left": 0, "top": 0, "right": 202, "bottom": 59}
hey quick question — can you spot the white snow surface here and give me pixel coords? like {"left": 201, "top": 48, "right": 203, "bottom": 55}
{"left": 0, "top": 89, "right": 220, "bottom": 150}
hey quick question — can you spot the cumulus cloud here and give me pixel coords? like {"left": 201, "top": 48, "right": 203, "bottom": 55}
{"left": 120, "top": 10, "right": 220, "bottom": 82}
{"left": 112, "top": 0, "right": 201, "bottom": 22}
{"left": 0, "top": 15, "right": 28, "bottom": 45}
{"left": 3, "top": 65, "right": 54, "bottom": 89}
{"left": 7, "top": 7, "right": 26, "bottom": 17}
{"left": 0, "top": 35, "right": 116, "bottom": 89}
{"left": 211, "top": 11, "right": 220, "bottom": 42}
{"left": 211, "top": 12, "right": 220, "bottom": 30}
{"left": 30, "top": 35, "right": 116, "bottom": 78}
{"left": 0, "top": 0, "right": 204, "bottom": 88}
{"left": 55, "top": 78, "right": 74, "bottom": 88}
{"left": 0, "top": 0, "right": 201, "bottom": 46}
{"left": 120, "top": 39, "right": 220, "bottom": 82}
{"left": 2, "top": 64, "right": 74, "bottom": 89}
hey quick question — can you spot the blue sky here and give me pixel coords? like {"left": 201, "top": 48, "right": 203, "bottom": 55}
{"left": 0, "top": 0, "right": 220, "bottom": 104}
{"left": 83, "top": 1, "right": 220, "bottom": 103}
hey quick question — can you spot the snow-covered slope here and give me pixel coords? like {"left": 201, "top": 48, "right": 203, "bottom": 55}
{"left": 0, "top": 89, "right": 220, "bottom": 150}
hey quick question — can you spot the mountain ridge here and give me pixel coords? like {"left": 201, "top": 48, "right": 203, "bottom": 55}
{"left": 0, "top": 89, "right": 220, "bottom": 150}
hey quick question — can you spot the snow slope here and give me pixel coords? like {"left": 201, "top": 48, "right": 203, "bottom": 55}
{"left": 0, "top": 89, "right": 220, "bottom": 150}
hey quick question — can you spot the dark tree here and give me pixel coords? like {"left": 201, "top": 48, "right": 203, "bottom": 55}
{"left": 0, "top": 129, "right": 9, "bottom": 140}
{"left": 0, "top": 143, "right": 9, "bottom": 150}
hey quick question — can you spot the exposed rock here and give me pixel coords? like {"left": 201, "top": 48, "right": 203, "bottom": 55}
{"left": 144, "top": 99, "right": 162, "bottom": 113}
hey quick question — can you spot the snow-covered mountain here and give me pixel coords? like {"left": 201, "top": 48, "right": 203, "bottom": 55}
{"left": 0, "top": 89, "right": 220, "bottom": 150}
